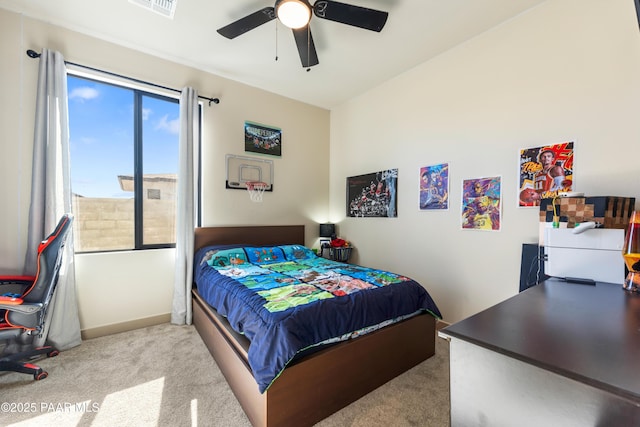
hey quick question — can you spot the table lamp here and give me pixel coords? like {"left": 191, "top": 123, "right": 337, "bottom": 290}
{"left": 319, "top": 223, "right": 336, "bottom": 239}
{"left": 319, "top": 223, "right": 335, "bottom": 258}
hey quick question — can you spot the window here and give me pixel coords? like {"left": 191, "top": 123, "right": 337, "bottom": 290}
{"left": 68, "top": 74, "right": 185, "bottom": 252}
{"left": 147, "top": 189, "right": 161, "bottom": 200}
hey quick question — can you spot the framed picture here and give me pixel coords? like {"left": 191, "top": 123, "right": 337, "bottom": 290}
{"left": 244, "top": 121, "right": 281, "bottom": 156}
{"left": 518, "top": 141, "right": 574, "bottom": 207}
{"left": 461, "top": 176, "right": 502, "bottom": 231}
{"left": 347, "top": 169, "right": 398, "bottom": 218}
{"left": 420, "top": 163, "right": 449, "bottom": 210}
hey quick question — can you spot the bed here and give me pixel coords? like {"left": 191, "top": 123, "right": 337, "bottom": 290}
{"left": 192, "top": 225, "right": 441, "bottom": 427}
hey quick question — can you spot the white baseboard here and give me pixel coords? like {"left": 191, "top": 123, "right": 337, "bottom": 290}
{"left": 80, "top": 313, "right": 172, "bottom": 340}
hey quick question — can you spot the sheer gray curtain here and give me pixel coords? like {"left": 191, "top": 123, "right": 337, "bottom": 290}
{"left": 171, "top": 87, "right": 200, "bottom": 325}
{"left": 24, "top": 48, "right": 82, "bottom": 350}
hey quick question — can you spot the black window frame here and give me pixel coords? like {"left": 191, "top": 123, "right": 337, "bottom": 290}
{"left": 68, "top": 72, "right": 202, "bottom": 253}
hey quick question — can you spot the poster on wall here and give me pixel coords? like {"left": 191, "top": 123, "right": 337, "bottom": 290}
{"left": 420, "top": 163, "right": 449, "bottom": 210}
{"left": 244, "top": 121, "right": 282, "bottom": 156}
{"left": 461, "top": 176, "right": 502, "bottom": 231}
{"left": 347, "top": 169, "right": 398, "bottom": 218}
{"left": 518, "top": 141, "right": 574, "bottom": 207}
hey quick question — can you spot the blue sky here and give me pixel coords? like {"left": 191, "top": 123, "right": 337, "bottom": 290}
{"left": 67, "top": 75, "right": 180, "bottom": 198}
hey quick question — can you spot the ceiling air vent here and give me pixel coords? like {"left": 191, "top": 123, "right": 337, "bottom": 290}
{"left": 129, "top": 0, "right": 177, "bottom": 19}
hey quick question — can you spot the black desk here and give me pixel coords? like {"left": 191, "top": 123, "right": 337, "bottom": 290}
{"left": 441, "top": 279, "right": 640, "bottom": 425}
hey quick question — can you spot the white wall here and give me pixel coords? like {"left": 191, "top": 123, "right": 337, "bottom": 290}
{"left": 0, "top": 9, "right": 330, "bottom": 334}
{"left": 330, "top": 0, "right": 640, "bottom": 323}
{"left": 3, "top": 0, "right": 640, "bottom": 332}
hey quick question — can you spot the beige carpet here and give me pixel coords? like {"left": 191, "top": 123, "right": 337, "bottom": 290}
{"left": 0, "top": 323, "right": 450, "bottom": 426}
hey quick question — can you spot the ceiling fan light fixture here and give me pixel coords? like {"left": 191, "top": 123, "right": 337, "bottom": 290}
{"left": 276, "top": 0, "right": 311, "bottom": 29}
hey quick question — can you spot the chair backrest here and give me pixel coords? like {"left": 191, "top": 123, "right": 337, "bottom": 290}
{"left": 21, "top": 214, "right": 73, "bottom": 306}
{"left": 5, "top": 214, "right": 73, "bottom": 331}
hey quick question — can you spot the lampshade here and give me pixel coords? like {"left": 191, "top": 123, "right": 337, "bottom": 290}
{"left": 319, "top": 223, "right": 336, "bottom": 238}
{"left": 276, "top": 0, "right": 311, "bottom": 29}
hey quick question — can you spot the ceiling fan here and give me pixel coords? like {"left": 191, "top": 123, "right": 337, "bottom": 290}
{"left": 217, "top": 0, "right": 389, "bottom": 68}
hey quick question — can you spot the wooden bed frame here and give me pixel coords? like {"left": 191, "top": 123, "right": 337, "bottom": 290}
{"left": 192, "top": 225, "right": 436, "bottom": 427}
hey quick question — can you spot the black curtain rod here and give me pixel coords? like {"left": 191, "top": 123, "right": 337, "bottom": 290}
{"left": 26, "top": 49, "right": 220, "bottom": 106}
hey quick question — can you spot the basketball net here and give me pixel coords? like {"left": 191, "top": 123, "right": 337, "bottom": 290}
{"left": 246, "top": 181, "right": 267, "bottom": 202}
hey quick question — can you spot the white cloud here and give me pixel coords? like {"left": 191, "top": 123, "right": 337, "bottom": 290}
{"left": 155, "top": 114, "right": 180, "bottom": 135}
{"left": 142, "top": 108, "right": 152, "bottom": 121}
{"left": 69, "top": 86, "right": 99, "bottom": 101}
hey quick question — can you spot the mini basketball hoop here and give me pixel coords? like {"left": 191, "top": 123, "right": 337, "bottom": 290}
{"left": 246, "top": 181, "right": 267, "bottom": 202}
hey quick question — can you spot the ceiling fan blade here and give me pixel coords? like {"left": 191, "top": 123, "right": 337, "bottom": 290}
{"left": 292, "top": 26, "right": 319, "bottom": 68}
{"left": 217, "top": 7, "right": 276, "bottom": 39}
{"left": 313, "top": 0, "right": 388, "bottom": 32}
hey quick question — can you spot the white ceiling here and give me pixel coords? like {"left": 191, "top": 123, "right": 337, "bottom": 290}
{"left": 1, "top": 0, "right": 546, "bottom": 109}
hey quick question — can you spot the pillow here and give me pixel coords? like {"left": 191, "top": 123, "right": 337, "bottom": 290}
{"left": 245, "top": 246, "right": 285, "bottom": 264}
{"left": 205, "top": 248, "right": 249, "bottom": 267}
{"left": 279, "top": 244, "right": 315, "bottom": 261}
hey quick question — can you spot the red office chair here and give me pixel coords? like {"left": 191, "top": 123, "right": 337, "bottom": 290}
{"left": 0, "top": 214, "right": 73, "bottom": 380}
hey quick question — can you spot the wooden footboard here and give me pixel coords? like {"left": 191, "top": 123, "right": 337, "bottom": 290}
{"left": 193, "top": 289, "right": 436, "bottom": 427}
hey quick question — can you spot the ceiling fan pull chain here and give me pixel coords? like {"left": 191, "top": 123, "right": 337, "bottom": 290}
{"left": 275, "top": 20, "right": 279, "bottom": 62}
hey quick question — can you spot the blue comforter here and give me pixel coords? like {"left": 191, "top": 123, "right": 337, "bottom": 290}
{"left": 194, "top": 244, "right": 441, "bottom": 393}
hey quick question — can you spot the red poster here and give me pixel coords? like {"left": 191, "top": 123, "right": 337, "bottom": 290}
{"left": 518, "top": 141, "right": 574, "bottom": 207}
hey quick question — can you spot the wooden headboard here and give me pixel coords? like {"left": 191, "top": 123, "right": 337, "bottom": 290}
{"left": 194, "top": 225, "right": 305, "bottom": 252}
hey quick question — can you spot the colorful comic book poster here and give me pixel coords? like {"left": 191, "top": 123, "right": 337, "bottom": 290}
{"left": 518, "top": 141, "right": 574, "bottom": 207}
{"left": 461, "top": 176, "right": 501, "bottom": 231}
{"left": 419, "top": 163, "right": 449, "bottom": 210}
{"left": 244, "top": 121, "right": 282, "bottom": 156}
